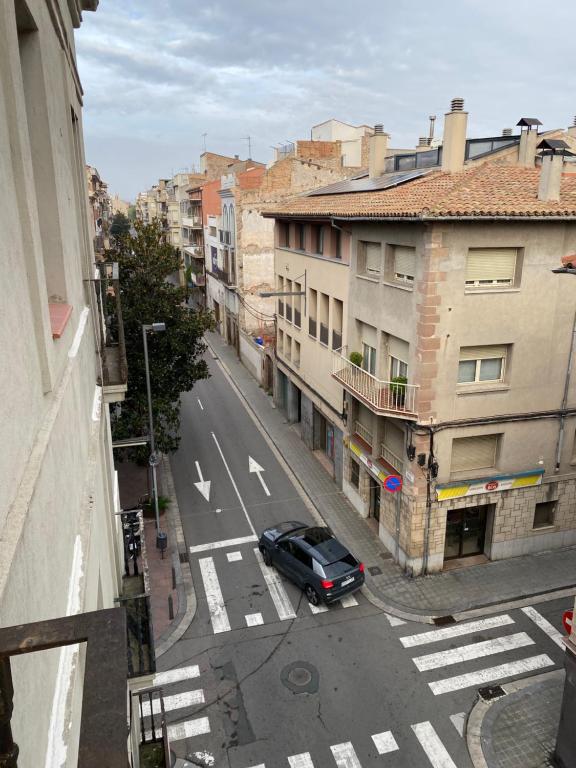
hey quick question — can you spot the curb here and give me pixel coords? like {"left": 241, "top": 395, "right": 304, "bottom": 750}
{"left": 154, "top": 455, "right": 197, "bottom": 659}
{"left": 465, "top": 669, "right": 565, "bottom": 768}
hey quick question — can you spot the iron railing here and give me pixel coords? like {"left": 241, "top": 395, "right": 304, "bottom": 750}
{"left": 96, "top": 262, "right": 128, "bottom": 393}
{"left": 379, "top": 443, "right": 404, "bottom": 475}
{"left": 354, "top": 420, "right": 373, "bottom": 447}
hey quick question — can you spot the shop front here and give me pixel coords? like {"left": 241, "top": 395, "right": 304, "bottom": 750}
{"left": 444, "top": 505, "right": 489, "bottom": 559}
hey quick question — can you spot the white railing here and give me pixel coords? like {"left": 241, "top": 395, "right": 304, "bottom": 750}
{"left": 182, "top": 216, "right": 202, "bottom": 228}
{"left": 332, "top": 347, "right": 418, "bottom": 417}
{"left": 379, "top": 443, "right": 404, "bottom": 474}
{"left": 354, "top": 421, "right": 373, "bottom": 447}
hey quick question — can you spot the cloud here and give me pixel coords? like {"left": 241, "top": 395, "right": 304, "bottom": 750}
{"left": 77, "top": 0, "right": 576, "bottom": 200}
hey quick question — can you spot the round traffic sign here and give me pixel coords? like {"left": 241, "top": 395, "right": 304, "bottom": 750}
{"left": 563, "top": 609, "right": 573, "bottom": 635}
{"left": 384, "top": 475, "right": 402, "bottom": 493}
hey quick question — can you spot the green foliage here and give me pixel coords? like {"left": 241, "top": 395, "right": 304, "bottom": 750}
{"left": 349, "top": 351, "right": 363, "bottom": 367}
{"left": 390, "top": 375, "right": 408, "bottom": 403}
{"left": 127, "top": 205, "right": 137, "bottom": 222}
{"left": 110, "top": 211, "right": 131, "bottom": 238}
{"left": 106, "top": 219, "right": 214, "bottom": 459}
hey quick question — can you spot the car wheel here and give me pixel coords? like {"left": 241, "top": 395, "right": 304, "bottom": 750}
{"left": 262, "top": 548, "right": 272, "bottom": 567}
{"left": 305, "top": 584, "right": 320, "bottom": 606}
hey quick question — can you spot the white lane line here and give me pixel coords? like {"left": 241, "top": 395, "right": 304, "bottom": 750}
{"left": 146, "top": 716, "right": 210, "bottom": 742}
{"left": 411, "top": 721, "right": 458, "bottom": 768}
{"left": 245, "top": 612, "right": 264, "bottom": 627}
{"left": 450, "top": 713, "right": 466, "bottom": 737}
{"left": 197, "top": 398, "right": 204, "bottom": 410}
{"left": 141, "top": 689, "right": 205, "bottom": 716}
{"left": 189, "top": 534, "right": 258, "bottom": 554}
{"left": 308, "top": 600, "right": 328, "bottom": 614}
{"left": 153, "top": 665, "right": 200, "bottom": 686}
{"left": 288, "top": 753, "right": 315, "bottom": 768}
{"left": 330, "top": 741, "right": 362, "bottom": 768}
{"left": 413, "top": 632, "right": 534, "bottom": 671}
{"left": 386, "top": 614, "right": 407, "bottom": 626}
{"left": 429, "top": 654, "right": 554, "bottom": 695}
{"left": 212, "top": 431, "right": 257, "bottom": 535}
{"left": 199, "top": 557, "right": 231, "bottom": 633}
{"left": 340, "top": 594, "right": 359, "bottom": 608}
{"left": 522, "top": 606, "right": 565, "bottom": 649}
{"left": 227, "top": 551, "right": 243, "bottom": 562}
{"left": 372, "top": 730, "right": 399, "bottom": 754}
{"left": 400, "top": 615, "right": 515, "bottom": 648}
{"left": 253, "top": 548, "right": 297, "bottom": 620}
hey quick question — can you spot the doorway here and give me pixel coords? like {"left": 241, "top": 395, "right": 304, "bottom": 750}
{"left": 444, "top": 505, "right": 489, "bottom": 559}
{"left": 369, "top": 476, "right": 381, "bottom": 522}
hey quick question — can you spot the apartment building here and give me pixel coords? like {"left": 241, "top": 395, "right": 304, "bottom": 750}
{"left": 86, "top": 164, "right": 111, "bottom": 255}
{"left": 267, "top": 100, "right": 576, "bottom": 573}
{"left": 0, "top": 0, "right": 138, "bottom": 763}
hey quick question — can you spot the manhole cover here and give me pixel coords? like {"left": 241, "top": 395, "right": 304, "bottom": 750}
{"left": 368, "top": 565, "right": 382, "bottom": 576}
{"left": 280, "top": 661, "right": 319, "bottom": 694}
{"left": 479, "top": 685, "right": 506, "bottom": 701}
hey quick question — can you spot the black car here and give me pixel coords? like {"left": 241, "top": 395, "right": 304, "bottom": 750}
{"left": 258, "top": 521, "right": 365, "bottom": 605}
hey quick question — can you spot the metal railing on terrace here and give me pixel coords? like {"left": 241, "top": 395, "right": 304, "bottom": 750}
{"left": 332, "top": 347, "right": 418, "bottom": 419}
{"left": 354, "top": 421, "right": 373, "bottom": 447}
{"left": 379, "top": 443, "right": 404, "bottom": 475}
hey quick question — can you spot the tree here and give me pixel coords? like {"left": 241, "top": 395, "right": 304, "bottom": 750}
{"left": 106, "top": 219, "right": 213, "bottom": 458}
{"left": 127, "top": 205, "right": 137, "bottom": 222}
{"left": 110, "top": 211, "right": 131, "bottom": 238}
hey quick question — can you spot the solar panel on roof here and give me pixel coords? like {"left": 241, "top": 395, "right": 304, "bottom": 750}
{"left": 306, "top": 169, "right": 428, "bottom": 197}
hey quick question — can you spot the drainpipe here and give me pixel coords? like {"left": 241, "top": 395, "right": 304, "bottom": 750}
{"left": 421, "top": 428, "right": 435, "bottom": 575}
{"left": 555, "top": 310, "right": 576, "bottom": 471}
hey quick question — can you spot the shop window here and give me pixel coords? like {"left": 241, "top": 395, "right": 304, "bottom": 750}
{"left": 350, "top": 460, "right": 360, "bottom": 489}
{"left": 533, "top": 501, "right": 556, "bottom": 529}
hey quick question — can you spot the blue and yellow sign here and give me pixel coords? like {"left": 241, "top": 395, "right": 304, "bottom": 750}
{"left": 436, "top": 469, "right": 544, "bottom": 502}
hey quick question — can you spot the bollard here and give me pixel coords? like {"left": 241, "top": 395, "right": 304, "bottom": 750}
{"left": 172, "top": 565, "right": 176, "bottom": 591}
{"left": 168, "top": 594, "right": 174, "bottom": 620}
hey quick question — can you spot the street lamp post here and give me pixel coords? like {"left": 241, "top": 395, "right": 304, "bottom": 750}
{"left": 142, "top": 322, "right": 167, "bottom": 549}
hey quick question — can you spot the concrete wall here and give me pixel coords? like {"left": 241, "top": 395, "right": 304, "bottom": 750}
{"left": 239, "top": 330, "right": 264, "bottom": 383}
{"left": 0, "top": 1, "right": 122, "bottom": 761}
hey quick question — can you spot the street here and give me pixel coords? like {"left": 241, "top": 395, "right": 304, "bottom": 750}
{"left": 161, "top": 352, "right": 571, "bottom": 768}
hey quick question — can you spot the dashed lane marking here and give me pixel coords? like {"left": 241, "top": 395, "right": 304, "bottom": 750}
{"left": 330, "top": 741, "right": 363, "bottom": 768}
{"left": 227, "top": 551, "right": 243, "bottom": 562}
{"left": 371, "top": 730, "right": 399, "bottom": 754}
{"left": 189, "top": 534, "right": 258, "bottom": 554}
{"left": 288, "top": 753, "right": 315, "bottom": 768}
{"left": 245, "top": 612, "right": 264, "bottom": 627}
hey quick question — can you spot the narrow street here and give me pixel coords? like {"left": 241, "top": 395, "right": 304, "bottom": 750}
{"left": 159, "top": 352, "right": 570, "bottom": 767}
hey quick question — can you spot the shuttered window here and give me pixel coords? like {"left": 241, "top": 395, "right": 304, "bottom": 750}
{"left": 394, "top": 246, "right": 416, "bottom": 283}
{"left": 466, "top": 248, "right": 517, "bottom": 287}
{"left": 451, "top": 434, "right": 499, "bottom": 473}
{"left": 358, "top": 241, "right": 381, "bottom": 276}
{"left": 384, "top": 421, "right": 405, "bottom": 458}
{"left": 458, "top": 345, "right": 507, "bottom": 383}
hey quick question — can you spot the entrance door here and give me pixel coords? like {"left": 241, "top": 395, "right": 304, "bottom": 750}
{"left": 325, "top": 423, "right": 335, "bottom": 462}
{"left": 445, "top": 506, "right": 488, "bottom": 559}
{"left": 369, "top": 476, "right": 381, "bottom": 522}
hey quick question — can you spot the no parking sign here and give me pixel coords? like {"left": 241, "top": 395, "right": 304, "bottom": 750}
{"left": 383, "top": 475, "right": 402, "bottom": 493}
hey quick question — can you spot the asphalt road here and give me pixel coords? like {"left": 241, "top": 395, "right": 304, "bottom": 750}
{"left": 161, "top": 351, "right": 571, "bottom": 768}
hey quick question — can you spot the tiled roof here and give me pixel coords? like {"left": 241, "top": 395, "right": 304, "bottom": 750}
{"left": 264, "top": 164, "right": 576, "bottom": 219}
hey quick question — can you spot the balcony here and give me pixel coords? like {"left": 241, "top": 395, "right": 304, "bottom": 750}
{"left": 332, "top": 347, "right": 418, "bottom": 419}
{"left": 319, "top": 322, "right": 329, "bottom": 346}
{"left": 380, "top": 443, "right": 404, "bottom": 475}
{"left": 96, "top": 263, "right": 128, "bottom": 403}
{"left": 184, "top": 245, "right": 204, "bottom": 258}
{"left": 182, "top": 215, "right": 202, "bottom": 228}
{"left": 213, "top": 265, "right": 233, "bottom": 286}
{"left": 354, "top": 420, "right": 373, "bottom": 448}
{"left": 309, "top": 317, "right": 317, "bottom": 337}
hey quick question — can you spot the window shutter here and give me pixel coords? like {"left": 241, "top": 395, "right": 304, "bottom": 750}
{"left": 394, "top": 246, "right": 416, "bottom": 277}
{"left": 384, "top": 422, "right": 405, "bottom": 457}
{"left": 366, "top": 243, "right": 381, "bottom": 273}
{"left": 460, "top": 345, "right": 507, "bottom": 361}
{"left": 451, "top": 435, "right": 499, "bottom": 472}
{"left": 466, "top": 249, "right": 516, "bottom": 282}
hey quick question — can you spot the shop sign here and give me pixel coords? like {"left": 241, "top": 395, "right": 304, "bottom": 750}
{"left": 436, "top": 469, "right": 544, "bottom": 502}
{"left": 349, "top": 440, "right": 399, "bottom": 485}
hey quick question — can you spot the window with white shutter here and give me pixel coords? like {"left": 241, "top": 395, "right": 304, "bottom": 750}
{"left": 465, "top": 248, "right": 517, "bottom": 287}
{"left": 451, "top": 434, "right": 500, "bottom": 473}
{"left": 358, "top": 241, "right": 381, "bottom": 276}
{"left": 394, "top": 246, "right": 416, "bottom": 283}
{"left": 458, "top": 345, "right": 508, "bottom": 384}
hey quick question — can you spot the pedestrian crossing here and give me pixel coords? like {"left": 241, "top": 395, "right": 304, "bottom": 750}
{"left": 143, "top": 664, "right": 210, "bottom": 745}
{"left": 398, "top": 611, "right": 557, "bottom": 696}
{"left": 195, "top": 544, "right": 365, "bottom": 635}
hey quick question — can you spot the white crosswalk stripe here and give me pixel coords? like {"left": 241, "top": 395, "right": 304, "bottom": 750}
{"left": 145, "top": 665, "right": 209, "bottom": 745}
{"left": 153, "top": 665, "right": 200, "bottom": 686}
{"left": 145, "top": 716, "right": 210, "bottom": 742}
{"left": 330, "top": 741, "right": 362, "bottom": 768}
{"left": 521, "top": 606, "right": 565, "bottom": 649}
{"left": 429, "top": 654, "right": 554, "bottom": 695}
{"left": 412, "top": 721, "right": 458, "bottom": 768}
{"left": 199, "top": 556, "right": 231, "bottom": 633}
{"left": 288, "top": 753, "right": 315, "bottom": 768}
{"left": 253, "top": 548, "right": 297, "bottom": 620}
{"left": 141, "top": 688, "right": 204, "bottom": 716}
{"left": 400, "top": 614, "right": 515, "bottom": 648}
{"left": 412, "top": 631, "right": 534, "bottom": 671}
{"left": 372, "top": 730, "right": 399, "bottom": 754}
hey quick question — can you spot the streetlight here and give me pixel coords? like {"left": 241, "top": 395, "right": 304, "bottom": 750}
{"left": 142, "top": 322, "right": 167, "bottom": 550}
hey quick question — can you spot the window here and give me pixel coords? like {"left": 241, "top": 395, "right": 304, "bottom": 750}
{"left": 390, "top": 356, "right": 408, "bottom": 380}
{"left": 285, "top": 334, "right": 292, "bottom": 360}
{"left": 451, "top": 434, "right": 500, "bottom": 473}
{"left": 350, "top": 460, "right": 360, "bottom": 489}
{"left": 358, "top": 241, "right": 381, "bottom": 277}
{"left": 362, "top": 343, "right": 376, "bottom": 375}
{"left": 334, "top": 228, "right": 342, "bottom": 259}
{"left": 533, "top": 501, "right": 556, "bottom": 529}
{"left": 465, "top": 248, "right": 518, "bottom": 288}
{"left": 393, "top": 246, "right": 416, "bottom": 283}
{"left": 294, "top": 340, "right": 301, "bottom": 367}
{"left": 278, "top": 221, "right": 289, "bottom": 247}
{"left": 309, "top": 288, "right": 317, "bottom": 337}
{"left": 313, "top": 225, "right": 324, "bottom": 254}
{"left": 209, "top": 226, "right": 217, "bottom": 237}
{"left": 297, "top": 223, "right": 306, "bottom": 250}
{"left": 278, "top": 329, "right": 284, "bottom": 355}
{"left": 290, "top": 544, "right": 312, "bottom": 568}
{"left": 458, "top": 346, "right": 507, "bottom": 384}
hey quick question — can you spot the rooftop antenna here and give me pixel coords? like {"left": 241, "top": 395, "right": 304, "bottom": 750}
{"left": 201, "top": 133, "right": 207, "bottom": 152}
{"left": 242, "top": 135, "right": 252, "bottom": 158}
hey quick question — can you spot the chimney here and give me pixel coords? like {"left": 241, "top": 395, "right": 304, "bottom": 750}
{"left": 368, "top": 124, "right": 389, "bottom": 179}
{"left": 517, "top": 118, "right": 542, "bottom": 167}
{"left": 537, "top": 139, "right": 568, "bottom": 202}
{"left": 428, "top": 115, "right": 436, "bottom": 144}
{"left": 441, "top": 98, "right": 468, "bottom": 173}
{"left": 567, "top": 117, "right": 576, "bottom": 138}
{"left": 418, "top": 137, "right": 429, "bottom": 148}
{"left": 502, "top": 128, "right": 513, "bottom": 137}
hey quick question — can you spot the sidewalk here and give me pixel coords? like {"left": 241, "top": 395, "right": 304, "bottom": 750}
{"left": 467, "top": 669, "right": 564, "bottom": 768}
{"left": 207, "top": 331, "right": 576, "bottom": 621}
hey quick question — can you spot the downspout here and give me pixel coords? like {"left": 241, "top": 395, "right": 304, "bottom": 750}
{"left": 421, "top": 428, "right": 435, "bottom": 575}
{"left": 555, "top": 310, "right": 576, "bottom": 471}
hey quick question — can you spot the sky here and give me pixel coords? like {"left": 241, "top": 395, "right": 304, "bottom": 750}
{"left": 77, "top": 0, "right": 576, "bottom": 202}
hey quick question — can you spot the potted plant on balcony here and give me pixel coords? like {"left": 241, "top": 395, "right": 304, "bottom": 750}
{"left": 390, "top": 375, "right": 408, "bottom": 406}
{"left": 349, "top": 351, "right": 363, "bottom": 367}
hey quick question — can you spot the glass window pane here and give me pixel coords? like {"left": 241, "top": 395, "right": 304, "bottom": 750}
{"left": 458, "top": 360, "right": 476, "bottom": 383}
{"left": 479, "top": 358, "right": 502, "bottom": 381}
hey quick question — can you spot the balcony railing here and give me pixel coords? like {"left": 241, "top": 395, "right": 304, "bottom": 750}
{"left": 294, "top": 308, "right": 301, "bottom": 328}
{"left": 285, "top": 304, "right": 292, "bottom": 322}
{"left": 309, "top": 317, "right": 317, "bottom": 337}
{"left": 182, "top": 215, "right": 202, "bottom": 228}
{"left": 319, "top": 322, "right": 329, "bottom": 346}
{"left": 354, "top": 420, "right": 373, "bottom": 447}
{"left": 332, "top": 347, "right": 418, "bottom": 418}
{"left": 96, "top": 262, "right": 128, "bottom": 402}
{"left": 380, "top": 443, "right": 404, "bottom": 475}
{"left": 332, "top": 329, "right": 342, "bottom": 350}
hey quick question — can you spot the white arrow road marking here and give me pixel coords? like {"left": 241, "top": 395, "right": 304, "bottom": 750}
{"left": 249, "top": 456, "right": 270, "bottom": 496}
{"left": 193, "top": 461, "right": 211, "bottom": 501}
{"left": 212, "top": 432, "right": 257, "bottom": 535}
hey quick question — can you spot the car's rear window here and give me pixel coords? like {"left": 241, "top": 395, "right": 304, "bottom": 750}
{"left": 323, "top": 554, "right": 357, "bottom": 578}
